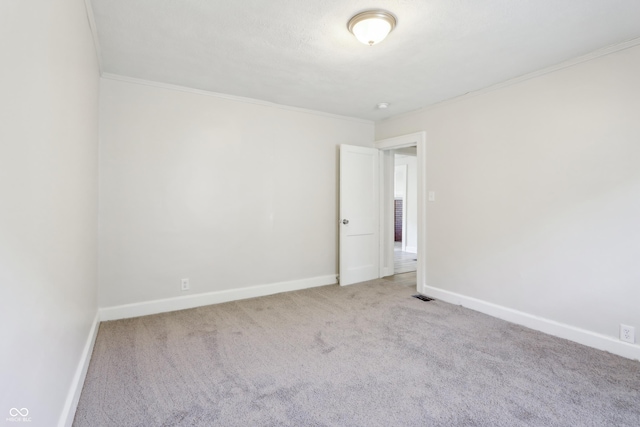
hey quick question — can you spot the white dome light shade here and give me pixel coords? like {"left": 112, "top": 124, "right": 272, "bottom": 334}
{"left": 348, "top": 10, "right": 397, "bottom": 46}
{"left": 352, "top": 18, "right": 391, "bottom": 45}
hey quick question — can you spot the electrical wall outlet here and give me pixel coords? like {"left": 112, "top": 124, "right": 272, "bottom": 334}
{"left": 620, "top": 324, "right": 635, "bottom": 344}
{"left": 181, "top": 278, "right": 190, "bottom": 291}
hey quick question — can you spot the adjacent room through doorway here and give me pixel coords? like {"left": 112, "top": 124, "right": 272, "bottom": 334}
{"left": 393, "top": 148, "right": 417, "bottom": 274}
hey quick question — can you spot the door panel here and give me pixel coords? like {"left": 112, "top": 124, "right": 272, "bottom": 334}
{"left": 339, "top": 145, "right": 379, "bottom": 286}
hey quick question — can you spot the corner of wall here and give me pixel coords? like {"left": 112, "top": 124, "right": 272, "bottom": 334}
{"left": 58, "top": 312, "right": 101, "bottom": 427}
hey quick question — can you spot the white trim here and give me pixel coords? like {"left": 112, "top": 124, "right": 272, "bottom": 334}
{"left": 379, "top": 151, "right": 395, "bottom": 278}
{"left": 376, "top": 132, "right": 425, "bottom": 150}
{"left": 83, "top": 0, "right": 102, "bottom": 73}
{"left": 58, "top": 311, "right": 100, "bottom": 427}
{"left": 396, "top": 164, "right": 409, "bottom": 252}
{"left": 423, "top": 285, "right": 640, "bottom": 362}
{"left": 375, "top": 131, "right": 427, "bottom": 292}
{"left": 401, "top": 195, "right": 408, "bottom": 252}
{"left": 99, "top": 275, "right": 337, "bottom": 321}
{"left": 380, "top": 37, "right": 640, "bottom": 124}
{"left": 100, "top": 73, "right": 372, "bottom": 125}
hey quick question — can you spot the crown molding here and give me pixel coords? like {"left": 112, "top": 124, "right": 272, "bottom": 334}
{"left": 101, "top": 73, "right": 374, "bottom": 125}
{"left": 380, "top": 36, "right": 640, "bottom": 123}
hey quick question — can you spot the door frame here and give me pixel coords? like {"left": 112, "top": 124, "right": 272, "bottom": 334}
{"left": 375, "top": 131, "right": 427, "bottom": 292}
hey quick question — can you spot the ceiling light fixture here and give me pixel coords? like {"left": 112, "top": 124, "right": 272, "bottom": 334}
{"left": 377, "top": 102, "right": 389, "bottom": 109}
{"left": 348, "top": 10, "right": 397, "bottom": 46}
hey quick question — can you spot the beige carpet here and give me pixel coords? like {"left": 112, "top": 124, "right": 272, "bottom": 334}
{"left": 74, "top": 273, "right": 640, "bottom": 426}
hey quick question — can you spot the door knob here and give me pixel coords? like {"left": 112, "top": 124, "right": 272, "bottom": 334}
{"left": 342, "top": 219, "right": 349, "bottom": 225}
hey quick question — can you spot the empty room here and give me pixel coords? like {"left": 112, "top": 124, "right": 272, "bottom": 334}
{"left": 2, "top": 0, "right": 640, "bottom": 426}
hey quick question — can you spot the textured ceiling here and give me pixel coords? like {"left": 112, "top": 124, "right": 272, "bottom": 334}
{"left": 90, "top": 0, "right": 640, "bottom": 120}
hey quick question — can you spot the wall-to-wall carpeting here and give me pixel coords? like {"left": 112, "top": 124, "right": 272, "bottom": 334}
{"left": 74, "top": 273, "right": 640, "bottom": 426}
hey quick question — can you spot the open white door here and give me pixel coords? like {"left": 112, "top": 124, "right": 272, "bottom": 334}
{"left": 339, "top": 144, "right": 379, "bottom": 286}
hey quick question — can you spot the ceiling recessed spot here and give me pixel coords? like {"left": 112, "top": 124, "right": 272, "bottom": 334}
{"left": 348, "top": 10, "right": 397, "bottom": 46}
{"left": 377, "top": 102, "right": 390, "bottom": 109}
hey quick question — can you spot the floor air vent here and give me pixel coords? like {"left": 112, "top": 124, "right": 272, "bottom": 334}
{"left": 412, "top": 294, "right": 434, "bottom": 302}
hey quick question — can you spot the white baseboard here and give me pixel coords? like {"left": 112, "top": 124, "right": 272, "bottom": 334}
{"left": 100, "top": 275, "right": 338, "bottom": 321}
{"left": 58, "top": 311, "right": 100, "bottom": 427}
{"left": 404, "top": 246, "right": 418, "bottom": 254}
{"left": 422, "top": 284, "right": 640, "bottom": 362}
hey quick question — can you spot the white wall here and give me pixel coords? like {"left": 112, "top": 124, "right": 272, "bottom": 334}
{"left": 99, "top": 78, "right": 373, "bottom": 308}
{"left": 394, "top": 163, "right": 407, "bottom": 199}
{"left": 376, "top": 44, "right": 640, "bottom": 354}
{"left": 394, "top": 155, "right": 418, "bottom": 253}
{"left": 0, "top": 1, "right": 100, "bottom": 425}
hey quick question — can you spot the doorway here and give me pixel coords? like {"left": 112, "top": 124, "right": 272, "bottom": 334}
{"left": 393, "top": 148, "right": 418, "bottom": 274}
{"left": 375, "top": 131, "right": 427, "bottom": 293}
{"left": 338, "top": 132, "right": 426, "bottom": 292}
